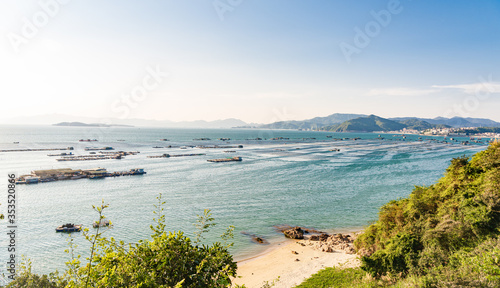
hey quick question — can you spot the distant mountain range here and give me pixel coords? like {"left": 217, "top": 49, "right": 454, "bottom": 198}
{"left": 324, "top": 115, "right": 406, "bottom": 132}
{"left": 2, "top": 113, "right": 499, "bottom": 130}
{"left": 0, "top": 114, "right": 249, "bottom": 129}
{"left": 53, "top": 122, "right": 134, "bottom": 128}
{"left": 323, "top": 115, "right": 451, "bottom": 132}
{"left": 256, "top": 113, "right": 365, "bottom": 130}
{"left": 251, "top": 113, "right": 500, "bottom": 131}
{"left": 390, "top": 117, "right": 500, "bottom": 128}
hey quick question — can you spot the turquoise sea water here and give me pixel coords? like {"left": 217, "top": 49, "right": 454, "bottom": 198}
{"left": 0, "top": 125, "right": 490, "bottom": 275}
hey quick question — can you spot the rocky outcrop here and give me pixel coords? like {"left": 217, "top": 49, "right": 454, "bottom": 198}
{"left": 273, "top": 225, "right": 325, "bottom": 235}
{"left": 275, "top": 225, "right": 356, "bottom": 254}
{"left": 240, "top": 231, "right": 270, "bottom": 245}
{"left": 309, "top": 233, "right": 329, "bottom": 241}
{"left": 283, "top": 227, "right": 305, "bottom": 239}
{"left": 305, "top": 233, "right": 355, "bottom": 254}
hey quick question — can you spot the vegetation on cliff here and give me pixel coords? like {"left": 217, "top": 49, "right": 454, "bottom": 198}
{"left": 353, "top": 141, "right": 500, "bottom": 286}
{"left": 396, "top": 119, "right": 449, "bottom": 131}
{"left": 325, "top": 115, "right": 406, "bottom": 132}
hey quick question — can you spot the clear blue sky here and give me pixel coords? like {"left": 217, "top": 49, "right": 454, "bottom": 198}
{"left": 1, "top": 0, "right": 499, "bottom": 123}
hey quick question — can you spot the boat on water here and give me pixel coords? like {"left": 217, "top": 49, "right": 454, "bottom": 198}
{"left": 23, "top": 176, "right": 40, "bottom": 184}
{"left": 88, "top": 174, "right": 106, "bottom": 179}
{"left": 93, "top": 219, "right": 111, "bottom": 228}
{"left": 56, "top": 223, "right": 82, "bottom": 232}
{"left": 129, "top": 168, "right": 146, "bottom": 175}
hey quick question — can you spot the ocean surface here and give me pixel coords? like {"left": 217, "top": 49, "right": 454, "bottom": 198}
{"left": 0, "top": 125, "right": 491, "bottom": 275}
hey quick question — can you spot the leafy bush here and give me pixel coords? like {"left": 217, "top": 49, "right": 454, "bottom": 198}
{"left": 419, "top": 237, "right": 500, "bottom": 287}
{"left": 4, "top": 258, "right": 65, "bottom": 288}
{"left": 5, "top": 195, "right": 237, "bottom": 288}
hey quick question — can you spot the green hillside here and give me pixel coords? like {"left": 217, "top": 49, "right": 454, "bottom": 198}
{"left": 397, "top": 118, "right": 449, "bottom": 130}
{"left": 325, "top": 115, "right": 406, "bottom": 132}
{"left": 259, "top": 113, "right": 365, "bottom": 130}
{"left": 354, "top": 141, "right": 500, "bottom": 286}
{"left": 259, "top": 120, "right": 321, "bottom": 130}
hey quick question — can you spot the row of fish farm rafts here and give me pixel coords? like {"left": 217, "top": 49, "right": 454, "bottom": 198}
{"left": 15, "top": 168, "right": 146, "bottom": 184}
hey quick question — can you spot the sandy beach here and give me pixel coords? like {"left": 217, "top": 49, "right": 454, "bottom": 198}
{"left": 232, "top": 237, "right": 361, "bottom": 288}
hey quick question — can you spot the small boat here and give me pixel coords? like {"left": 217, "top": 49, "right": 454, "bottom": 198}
{"left": 25, "top": 177, "right": 40, "bottom": 184}
{"left": 129, "top": 168, "right": 146, "bottom": 175}
{"left": 56, "top": 223, "right": 82, "bottom": 232}
{"left": 88, "top": 174, "right": 105, "bottom": 179}
{"left": 93, "top": 219, "right": 111, "bottom": 228}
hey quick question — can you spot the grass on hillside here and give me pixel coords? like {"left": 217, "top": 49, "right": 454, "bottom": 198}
{"left": 295, "top": 266, "right": 374, "bottom": 288}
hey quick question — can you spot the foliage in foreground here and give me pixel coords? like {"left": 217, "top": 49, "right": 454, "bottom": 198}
{"left": 296, "top": 266, "right": 375, "bottom": 288}
{"left": 5, "top": 195, "right": 237, "bottom": 288}
{"left": 353, "top": 141, "right": 500, "bottom": 286}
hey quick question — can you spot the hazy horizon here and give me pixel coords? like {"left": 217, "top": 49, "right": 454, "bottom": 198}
{"left": 2, "top": 1, "right": 499, "bottom": 124}
{"left": 2, "top": 112, "right": 500, "bottom": 127}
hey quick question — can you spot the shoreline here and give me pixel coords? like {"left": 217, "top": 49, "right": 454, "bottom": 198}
{"left": 235, "top": 238, "right": 294, "bottom": 265}
{"left": 233, "top": 231, "right": 362, "bottom": 288}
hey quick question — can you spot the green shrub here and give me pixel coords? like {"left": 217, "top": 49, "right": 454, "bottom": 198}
{"left": 362, "top": 233, "right": 421, "bottom": 277}
{"left": 418, "top": 237, "right": 500, "bottom": 287}
{"left": 5, "top": 195, "right": 237, "bottom": 288}
{"left": 4, "top": 258, "right": 66, "bottom": 288}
